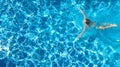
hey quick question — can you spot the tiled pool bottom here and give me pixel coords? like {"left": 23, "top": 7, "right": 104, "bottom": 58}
{"left": 0, "top": 20, "right": 120, "bottom": 67}
{"left": 0, "top": 0, "right": 120, "bottom": 67}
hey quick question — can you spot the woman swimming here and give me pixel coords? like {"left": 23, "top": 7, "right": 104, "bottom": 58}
{"left": 73, "top": 7, "right": 117, "bottom": 42}
{"left": 73, "top": 7, "right": 94, "bottom": 42}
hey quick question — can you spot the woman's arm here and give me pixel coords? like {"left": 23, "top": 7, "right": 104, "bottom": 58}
{"left": 78, "top": 7, "right": 86, "bottom": 20}
{"left": 73, "top": 7, "right": 88, "bottom": 43}
{"left": 73, "top": 24, "right": 87, "bottom": 42}
{"left": 77, "top": 24, "right": 87, "bottom": 38}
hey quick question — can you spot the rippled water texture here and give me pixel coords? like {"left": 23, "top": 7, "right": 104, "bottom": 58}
{"left": 0, "top": 0, "right": 120, "bottom": 67}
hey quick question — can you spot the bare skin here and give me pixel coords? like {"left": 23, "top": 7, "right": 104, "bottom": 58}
{"left": 73, "top": 7, "right": 117, "bottom": 42}
{"left": 96, "top": 23, "right": 117, "bottom": 30}
{"left": 74, "top": 7, "right": 93, "bottom": 42}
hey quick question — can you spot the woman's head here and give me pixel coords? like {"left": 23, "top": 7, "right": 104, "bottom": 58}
{"left": 85, "top": 19, "right": 94, "bottom": 27}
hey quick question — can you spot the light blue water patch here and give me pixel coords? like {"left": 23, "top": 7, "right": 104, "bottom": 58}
{"left": 0, "top": 0, "right": 120, "bottom": 67}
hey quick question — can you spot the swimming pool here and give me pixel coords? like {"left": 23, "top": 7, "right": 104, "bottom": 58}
{"left": 0, "top": 0, "right": 120, "bottom": 67}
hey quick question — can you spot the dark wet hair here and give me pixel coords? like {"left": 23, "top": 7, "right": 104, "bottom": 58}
{"left": 86, "top": 19, "right": 91, "bottom": 25}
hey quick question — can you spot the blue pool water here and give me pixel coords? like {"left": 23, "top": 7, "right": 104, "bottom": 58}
{"left": 0, "top": 0, "right": 120, "bottom": 67}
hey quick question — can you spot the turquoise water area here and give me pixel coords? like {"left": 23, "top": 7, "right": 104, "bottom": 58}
{"left": 0, "top": 0, "right": 120, "bottom": 67}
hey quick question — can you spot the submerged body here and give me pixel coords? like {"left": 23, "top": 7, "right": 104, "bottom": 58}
{"left": 73, "top": 7, "right": 94, "bottom": 42}
{"left": 73, "top": 7, "right": 118, "bottom": 42}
